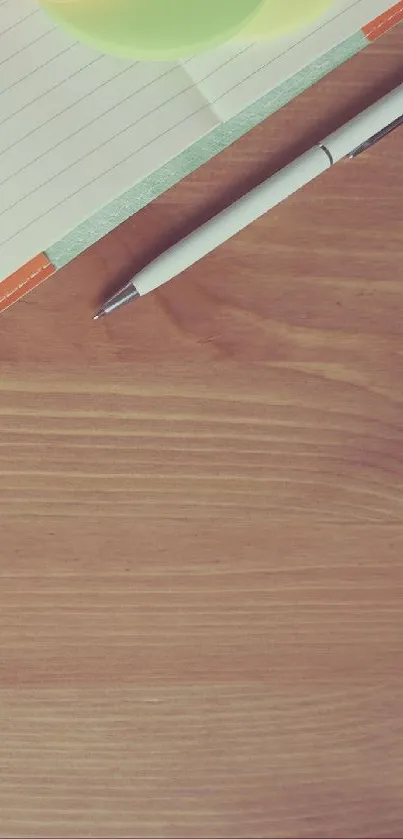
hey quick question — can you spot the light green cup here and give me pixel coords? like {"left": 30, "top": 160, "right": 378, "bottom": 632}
{"left": 40, "top": 0, "right": 334, "bottom": 60}
{"left": 40, "top": 0, "right": 265, "bottom": 59}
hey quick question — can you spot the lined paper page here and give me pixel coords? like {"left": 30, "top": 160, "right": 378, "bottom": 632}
{"left": 0, "top": 0, "right": 218, "bottom": 280}
{"left": 184, "top": 0, "right": 394, "bottom": 119}
{"left": 0, "top": 0, "right": 395, "bottom": 281}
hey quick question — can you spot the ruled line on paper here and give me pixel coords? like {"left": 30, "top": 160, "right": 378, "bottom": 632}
{"left": 0, "top": 75, "right": 211, "bottom": 230}
{"left": 0, "top": 55, "right": 106, "bottom": 129}
{"left": 0, "top": 26, "right": 56, "bottom": 69}
{"left": 0, "top": 100, "right": 216, "bottom": 249}
{"left": 182, "top": 44, "right": 253, "bottom": 78}
{"left": 0, "top": 6, "right": 39, "bottom": 38}
{"left": 0, "top": 65, "right": 186, "bottom": 192}
{"left": 0, "top": 64, "right": 136, "bottom": 158}
{"left": 0, "top": 61, "right": 126, "bottom": 156}
{"left": 1, "top": 44, "right": 76, "bottom": 100}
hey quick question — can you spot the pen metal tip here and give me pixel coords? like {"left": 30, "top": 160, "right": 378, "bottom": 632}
{"left": 92, "top": 283, "right": 140, "bottom": 321}
{"left": 93, "top": 309, "right": 106, "bottom": 321}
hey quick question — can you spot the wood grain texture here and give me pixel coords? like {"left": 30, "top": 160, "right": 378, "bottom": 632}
{"left": 1, "top": 26, "right": 403, "bottom": 839}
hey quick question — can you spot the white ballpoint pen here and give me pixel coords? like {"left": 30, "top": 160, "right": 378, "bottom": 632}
{"left": 93, "top": 82, "right": 403, "bottom": 320}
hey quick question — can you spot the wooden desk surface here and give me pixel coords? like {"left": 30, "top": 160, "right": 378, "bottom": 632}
{"left": 1, "top": 26, "right": 403, "bottom": 839}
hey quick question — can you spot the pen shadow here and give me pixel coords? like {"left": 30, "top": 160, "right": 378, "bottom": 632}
{"left": 98, "top": 69, "right": 403, "bottom": 304}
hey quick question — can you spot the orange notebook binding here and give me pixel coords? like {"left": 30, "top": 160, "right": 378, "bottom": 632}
{"left": 363, "top": 0, "right": 403, "bottom": 40}
{"left": 0, "top": 255, "right": 56, "bottom": 314}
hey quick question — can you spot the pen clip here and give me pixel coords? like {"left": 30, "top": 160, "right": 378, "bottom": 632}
{"left": 348, "top": 113, "right": 403, "bottom": 158}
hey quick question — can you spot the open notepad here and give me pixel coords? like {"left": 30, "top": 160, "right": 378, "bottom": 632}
{"left": 0, "top": 0, "right": 397, "bottom": 284}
